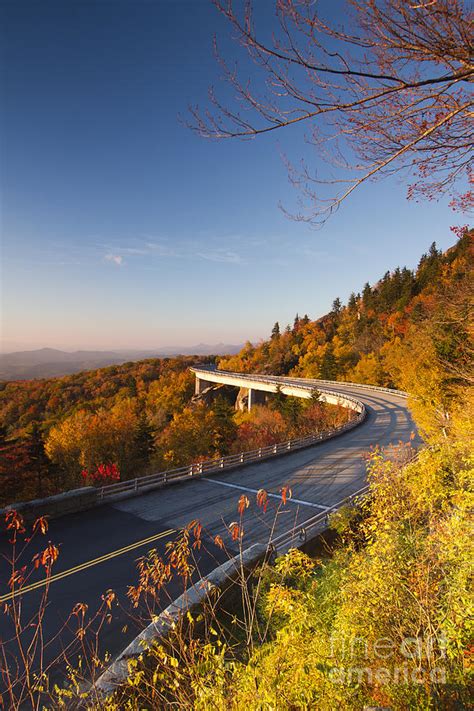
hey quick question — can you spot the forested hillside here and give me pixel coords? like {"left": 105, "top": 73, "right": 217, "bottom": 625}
{"left": 1, "top": 231, "right": 471, "bottom": 506}
{"left": 1, "top": 356, "right": 204, "bottom": 439}
{"left": 220, "top": 231, "right": 473, "bottom": 439}
{"left": 0, "top": 356, "right": 204, "bottom": 504}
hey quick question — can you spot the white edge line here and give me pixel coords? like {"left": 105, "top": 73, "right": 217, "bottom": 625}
{"left": 201, "top": 477, "right": 329, "bottom": 510}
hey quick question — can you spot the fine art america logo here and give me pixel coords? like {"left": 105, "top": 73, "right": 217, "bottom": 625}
{"left": 328, "top": 633, "right": 448, "bottom": 686}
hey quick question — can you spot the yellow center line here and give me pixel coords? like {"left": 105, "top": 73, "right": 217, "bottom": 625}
{"left": 0, "top": 528, "right": 176, "bottom": 603}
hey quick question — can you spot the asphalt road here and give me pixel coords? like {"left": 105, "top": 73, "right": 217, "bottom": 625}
{"left": 0, "top": 379, "right": 420, "bottom": 692}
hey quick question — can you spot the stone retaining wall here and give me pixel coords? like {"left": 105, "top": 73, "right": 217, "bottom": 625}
{"left": 0, "top": 487, "right": 98, "bottom": 525}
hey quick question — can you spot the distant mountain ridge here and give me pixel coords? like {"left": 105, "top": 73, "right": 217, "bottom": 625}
{"left": 0, "top": 344, "right": 243, "bottom": 381}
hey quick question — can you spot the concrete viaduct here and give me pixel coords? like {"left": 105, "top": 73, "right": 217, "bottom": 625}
{"left": 193, "top": 365, "right": 375, "bottom": 413}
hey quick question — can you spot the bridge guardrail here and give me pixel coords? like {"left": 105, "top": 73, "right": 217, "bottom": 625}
{"left": 192, "top": 368, "right": 367, "bottom": 412}
{"left": 268, "top": 450, "right": 420, "bottom": 552}
{"left": 98, "top": 370, "right": 369, "bottom": 501}
{"left": 98, "top": 407, "right": 366, "bottom": 502}
{"left": 269, "top": 483, "right": 370, "bottom": 552}
{"left": 191, "top": 366, "right": 409, "bottom": 398}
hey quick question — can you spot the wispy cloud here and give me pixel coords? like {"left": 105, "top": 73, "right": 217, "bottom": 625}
{"left": 105, "top": 254, "right": 124, "bottom": 266}
{"left": 145, "top": 242, "right": 180, "bottom": 258}
{"left": 197, "top": 249, "right": 243, "bottom": 264}
{"left": 99, "top": 238, "right": 245, "bottom": 266}
{"left": 113, "top": 247, "right": 148, "bottom": 255}
{"left": 300, "top": 248, "right": 331, "bottom": 259}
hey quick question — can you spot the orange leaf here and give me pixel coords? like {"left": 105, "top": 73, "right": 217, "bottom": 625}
{"left": 8, "top": 570, "right": 25, "bottom": 589}
{"left": 193, "top": 521, "right": 202, "bottom": 541}
{"left": 281, "top": 486, "right": 292, "bottom": 505}
{"left": 229, "top": 522, "right": 241, "bottom": 541}
{"left": 5, "top": 510, "right": 25, "bottom": 534}
{"left": 102, "top": 590, "right": 116, "bottom": 610}
{"left": 237, "top": 494, "right": 249, "bottom": 516}
{"left": 214, "top": 535, "right": 224, "bottom": 549}
{"left": 72, "top": 602, "right": 88, "bottom": 617}
{"left": 33, "top": 516, "right": 48, "bottom": 535}
{"left": 256, "top": 489, "right": 268, "bottom": 513}
{"left": 40, "top": 543, "right": 59, "bottom": 571}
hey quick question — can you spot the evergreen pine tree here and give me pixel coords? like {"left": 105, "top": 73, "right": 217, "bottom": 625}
{"left": 135, "top": 411, "right": 155, "bottom": 470}
{"left": 331, "top": 297, "right": 342, "bottom": 316}
{"left": 362, "top": 282, "right": 372, "bottom": 309}
{"left": 272, "top": 385, "right": 286, "bottom": 413}
{"left": 320, "top": 344, "right": 338, "bottom": 380}
{"left": 211, "top": 396, "right": 237, "bottom": 455}
{"left": 282, "top": 396, "right": 302, "bottom": 427}
{"left": 28, "top": 422, "right": 49, "bottom": 498}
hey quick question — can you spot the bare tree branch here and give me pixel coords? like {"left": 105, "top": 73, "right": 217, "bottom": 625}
{"left": 189, "top": 0, "right": 474, "bottom": 224}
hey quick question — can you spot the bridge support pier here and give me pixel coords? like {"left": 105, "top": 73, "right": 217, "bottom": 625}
{"left": 247, "top": 388, "right": 266, "bottom": 411}
{"left": 195, "top": 377, "right": 213, "bottom": 395}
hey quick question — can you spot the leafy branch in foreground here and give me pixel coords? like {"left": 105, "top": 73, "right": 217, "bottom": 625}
{"left": 0, "top": 512, "right": 117, "bottom": 710}
{"left": 190, "top": 0, "right": 473, "bottom": 224}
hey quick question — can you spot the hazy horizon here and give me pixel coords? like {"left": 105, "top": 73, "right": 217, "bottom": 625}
{"left": 0, "top": 340, "right": 247, "bottom": 355}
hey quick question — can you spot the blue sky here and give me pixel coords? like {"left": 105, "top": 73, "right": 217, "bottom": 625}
{"left": 1, "top": 0, "right": 461, "bottom": 352}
